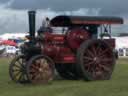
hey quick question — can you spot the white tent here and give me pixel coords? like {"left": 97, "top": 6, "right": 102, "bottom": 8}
{"left": 114, "top": 36, "right": 128, "bottom": 56}
{"left": 115, "top": 37, "right": 128, "bottom": 49}
{"left": 0, "top": 33, "right": 28, "bottom": 40}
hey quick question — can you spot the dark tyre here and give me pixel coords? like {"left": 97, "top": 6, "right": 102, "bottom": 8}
{"left": 76, "top": 39, "right": 116, "bottom": 81}
{"left": 26, "top": 55, "right": 54, "bottom": 84}
{"left": 9, "top": 55, "right": 29, "bottom": 83}
{"left": 55, "top": 64, "right": 79, "bottom": 80}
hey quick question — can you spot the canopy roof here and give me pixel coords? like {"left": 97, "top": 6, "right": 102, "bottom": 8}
{"left": 2, "top": 40, "right": 17, "bottom": 46}
{"left": 50, "top": 15, "right": 123, "bottom": 27}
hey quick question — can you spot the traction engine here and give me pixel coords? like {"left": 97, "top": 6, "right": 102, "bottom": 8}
{"left": 9, "top": 11, "right": 123, "bottom": 84}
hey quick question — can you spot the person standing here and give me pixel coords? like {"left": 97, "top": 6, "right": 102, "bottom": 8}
{"left": 37, "top": 17, "right": 52, "bottom": 35}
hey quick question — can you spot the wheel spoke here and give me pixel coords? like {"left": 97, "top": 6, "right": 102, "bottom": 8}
{"left": 85, "top": 65, "right": 92, "bottom": 72}
{"left": 31, "top": 71, "right": 39, "bottom": 80}
{"left": 13, "top": 71, "right": 21, "bottom": 80}
{"left": 97, "top": 48, "right": 103, "bottom": 56}
{"left": 19, "top": 72, "right": 24, "bottom": 81}
{"left": 85, "top": 63, "right": 95, "bottom": 73}
{"left": 86, "top": 49, "right": 94, "bottom": 57}
{"left": 84, "top": 61, "right": 94, "bottom": 67}
{"left": 17, "top": 60, "right": 22, "bottom": 65}
{"left": 98, "top": 64, "right": 110, "bottom": 72}
{"left": 100, "top": 58, "right": 113, "bottom": 62}
{"left": 17, "top": 60, "right": 25, "bottom": 68}
{"left": 40, "top": 59, "right": 45, "bottom": 64}
{"left": 34, "top": 73, "right": 40, "bottom": 80}
{"left": 96, "top": 43, "right": 101, "bottom": 51}
{"left": 98, "top": 48, "right": 109, "bottom": 57}
{"left": 29, "top": 68, "right": 37, "bottom": 73}
{"left": 31, "top": 63, "right": 39, "bottom": 70}
{"left": 35, "top": 59, "right": 41, "bottom": 65}
{"left": 12, "top": 68, "right": 21, "bottom": 72}
{"left": 96, "top": 43, "right": 104, "bottom": 55}
{"left": 91, "top": 45, "right": 97, "bottom": 56}
{"left": 13, "top": 64, "right": 21, "bottom": 68}
{"left": 84, "top": 56, "right": 93, "bottom": 61}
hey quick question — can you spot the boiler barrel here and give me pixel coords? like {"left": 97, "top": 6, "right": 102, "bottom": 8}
{"left": 28, "top": 11, "right": 36, "bottom": 38}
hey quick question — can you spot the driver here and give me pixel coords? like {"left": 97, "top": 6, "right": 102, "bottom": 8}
{"left": 37, "top": 17, "right": 52, "bottom": 35}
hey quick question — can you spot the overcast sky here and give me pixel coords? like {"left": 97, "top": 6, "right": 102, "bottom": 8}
{"left": 0, "top": 0, "right": 127, "bottom": 36}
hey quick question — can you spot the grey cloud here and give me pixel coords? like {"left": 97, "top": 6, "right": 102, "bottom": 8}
{"left": 0, "top": 0, "right": 8, "bottom": 3}
{"left": 0, "top": 0, "right": 126, "bottom": 35}
{"left": 6, "top": 0, "right": 128, "bottom": 16}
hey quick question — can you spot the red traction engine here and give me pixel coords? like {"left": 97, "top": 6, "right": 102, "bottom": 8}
{"left": 9, "top": 11, "right": 123, "bottom": 84}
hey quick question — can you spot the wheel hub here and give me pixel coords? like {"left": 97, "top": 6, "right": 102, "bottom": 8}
{"left": 93, "top": 57, "right": 97, "bottom": 61}
{"left": 39, "top": 68, "right": 43, "bottom": 72}
{"left": 93, "top": 57, "right": 100, "bottom": 64}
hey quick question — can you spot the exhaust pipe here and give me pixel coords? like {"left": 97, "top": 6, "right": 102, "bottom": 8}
{"left": 28, "top": 11, "right": 36, "bottom": 39}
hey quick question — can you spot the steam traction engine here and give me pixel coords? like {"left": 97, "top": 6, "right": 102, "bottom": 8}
{"left": 9, "top": 11, "right": 123, "bottom": 84}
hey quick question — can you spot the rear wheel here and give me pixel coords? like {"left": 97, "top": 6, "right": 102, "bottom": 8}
{"left": 26, "top": 55, "right": 54, "bottom": 84}
{"left": 76, "top": 39, "right": 116, "bottom": 81}
{"left": 9, "top": 55, "right": 29, "bottom": 83}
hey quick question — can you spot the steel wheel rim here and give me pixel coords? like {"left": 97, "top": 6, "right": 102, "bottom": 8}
{"left": 82, "top": 41, "right": 115, "bottom": 80}
{"left": 28, "top": 56, "right": 54, "bottom": 84}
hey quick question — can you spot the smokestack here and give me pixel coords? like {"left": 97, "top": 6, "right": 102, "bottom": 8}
{"left": 28, "top": 11, "right": 36, "bottom": 38}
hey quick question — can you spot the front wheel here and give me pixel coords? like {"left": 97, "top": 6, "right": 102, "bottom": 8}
{"left": 9, "top": 55, "right": 29, "bottom": 83}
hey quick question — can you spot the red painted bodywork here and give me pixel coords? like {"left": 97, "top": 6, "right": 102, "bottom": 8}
{"left": 40, "top": 28, "right": 115, "bottom": 64}
{"left": 37, "top": 15, "right": 123, "bottom": 64}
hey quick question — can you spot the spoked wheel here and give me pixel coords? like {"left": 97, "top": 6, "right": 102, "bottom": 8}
{"left": 55, "top": 64, "right": 79, "bottom": 80}
{"left": 26, "top": 55, "right": 54, "bottom": 84}
{"left": 76, "top": 39, "right": 116, "bottom": 81}
{"left": 9, "top": 55, "right": 29, "bottom": 83}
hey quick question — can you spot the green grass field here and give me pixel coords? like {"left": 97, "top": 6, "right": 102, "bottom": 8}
{"left": 0, "top": 58, "right": 128, "bottom": 96}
